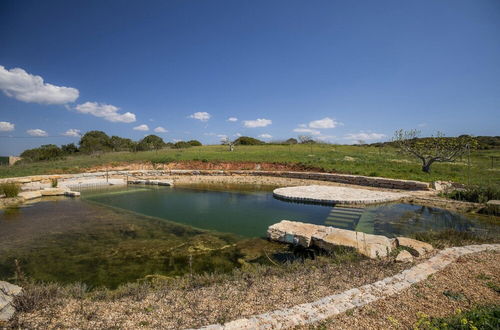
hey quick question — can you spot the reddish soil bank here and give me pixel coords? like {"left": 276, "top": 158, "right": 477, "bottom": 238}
{"left": 89, "top": 161, "right": 326, "bottom": 173}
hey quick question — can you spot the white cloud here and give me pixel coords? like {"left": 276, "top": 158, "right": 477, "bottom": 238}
{"left": 243, "top": 118, "right": 272, "bottom": 128}
{"left": 27, "top": 128, "right": 48, "bottom": 137}
{"left": 258, "top": 133, "right": 272, "bottom": 139}
{"left": 217, "top": 134, "right": 228, "bottom": 140}
{"left": 308, "top": 117, "right": 340, "bottom": 129}
{"left": 344, "top": 132, "right": 386, "bottom": 141}
{"left": 62, "top": 129, "right": 81, "bottom": 137}
{"left": 234, "top": 132, "right": 242, "bottom": 137}
{"left": 0, "top": 121, "right": 15, "bottom": 132}
{"left": 75, "top": 102, "right": 136, "bottom": 123}
{"left": 293, "top": 128, "right": 321, "bottom": 135}
{"left": 133, "top": 124, "right": 149, "bottom": 131}
{"left": 154, "top": 126, "right": 167, "bottom": 133}
{"left": 0, "top": 65, "right": 79, "bottom": 104}
{"left": 316, "top": 135, "right": 336, "bottom": 141}
{"left": 227, "top": 117, "right": 238, "bottom": 122}
{"left": 418, "top": 123, "right": 427, "bottom": 128}
{"left": 189, "top": 112, "right": 211, "bottom": 121}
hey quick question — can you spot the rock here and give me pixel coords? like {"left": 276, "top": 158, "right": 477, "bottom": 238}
{"left": 40, "top": 188, "right": 68, "bottom": 196}
{"left": 267, "top": 220, "right": 321, "bottom": 247}
{"left": 18, "top": 190, "right": 42, "bottom": 200}
{"left": 64, "top": 191, "right": 80, "bottom": 197}
{"left": 313, "top": 226, "right": 396, "bottom": 259}
{"left": 395, "top": 250, "right": 414, "bottom": 263}
{"left": 397, "top": 237, "right": 433, "bottom": 257}
{"left": 268, "top": 220, "right": 396, "bottom": 258}
{"left": 0, "top": 281, "right": 22, "bottom": 323}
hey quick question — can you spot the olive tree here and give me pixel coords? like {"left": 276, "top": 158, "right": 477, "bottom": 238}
{"left": 221, "top": 137, "right": 235, "bottom": 151}
{"left": 393, "top": 129, "right": 477, "bottom": 173}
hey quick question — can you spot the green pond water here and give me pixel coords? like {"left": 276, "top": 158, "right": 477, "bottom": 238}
{"left": 0, "top": 183, "right": 497, "bottom": 288}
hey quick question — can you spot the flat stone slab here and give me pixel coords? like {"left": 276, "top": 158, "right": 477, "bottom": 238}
{"left": 0, "top": 281, "right": 22, "bottom": 322}
{"left": 18, "top": 190, "right": 42, "bottom": 200}
{"left": 273, "top": 185, "right": 407, "bottom": 205}
{"left": 268, "top": 220, "right": 397, "bottom": 258}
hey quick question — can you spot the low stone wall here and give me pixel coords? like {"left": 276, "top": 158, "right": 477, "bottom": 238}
{"left": 0, "top": 169, "right": 430, "bottom": 191}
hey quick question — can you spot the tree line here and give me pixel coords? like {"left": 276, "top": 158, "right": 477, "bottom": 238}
{"left": 19, "top": 131, "right": 202, "bottom": 162}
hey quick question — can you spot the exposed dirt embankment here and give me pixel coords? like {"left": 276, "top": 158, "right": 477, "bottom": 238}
{"left": 87, "top": 161, "right": 325, "bottom": 173}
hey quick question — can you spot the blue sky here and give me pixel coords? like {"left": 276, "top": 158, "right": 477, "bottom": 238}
{"left": 1, "top": 0, "right": 499, "bottom": 155}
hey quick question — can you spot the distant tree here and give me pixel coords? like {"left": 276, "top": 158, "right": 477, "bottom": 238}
{"left": 79, "top": 131, "right": 112, "bottom": 154}
{"left": 187, "top": 140, "right": 202, "bottom": 146}
{"left": 221, "top": 137, "right": 235, "bottom": 151}
{"left": 137, "top": 135, "right": 166, "bottom": 151}
{"left": 234, "top": 136, "right": 265, "bottom": 145}
{"left": 173, "top": 141, "right": 192, "bottom": 149}
{"left": 20, "top": 144, "right": 63, "bottom": 161}
{"left": 393, "top": 129, "right": 477, "bottom": 173}
{"left": 61, "top": 143, "right": 79, "bottom": 154}
{"left": 298, "top": 135, "right": 315, "bottom": 144}
{"left": 285, "top": 138, "right": 298, "bottom": 145}
{"left": 110, "top": 136, "right": 136, "bottom": 152}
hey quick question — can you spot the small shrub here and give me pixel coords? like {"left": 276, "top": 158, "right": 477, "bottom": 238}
{"left": 414, "top": 306, "right": 500, "bottom": 329}
{"left": 51, "top": 178, "right": 58, "bottom": 188}
{"left": 444, "top": 184, "right": 500, "bottom": 203}
{"left": 0, "top": 182, "right": 20, "bottom": 197}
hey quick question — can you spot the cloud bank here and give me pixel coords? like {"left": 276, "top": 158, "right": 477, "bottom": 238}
{"left": 75, "top": 102, "right": 136, "bottom": 123}
{"left": 344, "top": 132, "right": 386, "bottom": 141}
{"left": 133, "top": 124, "right": 149, "bottom": 131}
{"left": 243, "top": 118, "right": 272, "bottom": 128}
{"left": 0, "top": 65, "right": 79, "bottom": 104}
{"left": 62, "top": 129, "right": 81, "bottom": 137}
{"left": 154, "top": 126, "right": 167, "bottom": 133}
{"left": 27, "top": 129, "right": 48, "bottom": 136}
{"left": 0, "top": 121, "right": 15, "bottom": 132}
{"left": 189, "top": 112, "right": 211, "bottom": 121}
{"left": 308, "top": 117, "right": 340, "bottom": 129}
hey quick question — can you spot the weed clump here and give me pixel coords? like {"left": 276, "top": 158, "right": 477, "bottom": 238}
{"left": 0, "top": 181, "right": 20, "bottom": 197}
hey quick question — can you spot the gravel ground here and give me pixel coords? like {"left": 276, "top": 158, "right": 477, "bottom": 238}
{"left": 307, "top": 250, "right": 500, "bottom": 329}
{"left": 7, "top": 257, "right": 408, "bottom": 329}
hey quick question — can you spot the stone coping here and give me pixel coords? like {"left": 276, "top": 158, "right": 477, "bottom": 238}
{"left": 0, "top": 169, "right": 430, "bottom": 191}
{"left": 198, "top": 244, "right": 500, "bottom": 329}
{"left": 273, "top": 185, "right": 408, "bottom": 205}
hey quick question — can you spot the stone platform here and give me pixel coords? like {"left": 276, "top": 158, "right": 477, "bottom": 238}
{"left": 273, "top": 185, "right": 407, "bottom": 205}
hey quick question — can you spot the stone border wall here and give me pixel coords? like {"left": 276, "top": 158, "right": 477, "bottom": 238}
{"left": 0, "top": 169, "right": 430, "bottom": 191}
{"left": 199, "top": 244, "right": 500, "bottom": 329}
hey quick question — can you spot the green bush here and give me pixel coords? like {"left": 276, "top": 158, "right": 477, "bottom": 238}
{"left": 444, "top": 184, "right": 500, "bottom": 203}
{"left": 187, "top": 140, "right": 202, "bottom": 146}
{"left": 173, "top": 141, "right": 192, "bottom": 149}
{"left": 234, "top": 136, "right": 265, "bottom": 145}
{"left": 20, "top": 144, "right": 64, "bottom": 162}
{"left": 0, "top": 182, "right": 21, "bottom": 197}
{"left": 414, "top": 305, "right": 500, "bottom": 329}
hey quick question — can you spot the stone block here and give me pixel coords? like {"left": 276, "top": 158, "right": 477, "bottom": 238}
{"left": 18, "top": 190, "right": 42, "bottom": 200}
{"left": 397, "top": 237, "right": 433, "bottom": 256}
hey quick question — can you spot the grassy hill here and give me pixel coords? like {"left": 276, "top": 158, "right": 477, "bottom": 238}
{"left": 1, "top": 144, "right": 499, "bottom": 185}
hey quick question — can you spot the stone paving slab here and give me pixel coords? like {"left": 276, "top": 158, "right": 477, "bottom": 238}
{"left": 198, "top": 244, "right": 500, "bottom": 330}
{"left": 273, "top": 185, "right": 408, "bottom": 205}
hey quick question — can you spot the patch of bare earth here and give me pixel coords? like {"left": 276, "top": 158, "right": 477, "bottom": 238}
{"left": 307, "top": 250, "right": 500, "bottom": 330}
{"left": 7, "top": 257, "right": 408, "bottom": 329}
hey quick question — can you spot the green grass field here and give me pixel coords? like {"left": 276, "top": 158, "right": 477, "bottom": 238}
{"left": 1, "top": 144, "right": 499, "bottom": 185}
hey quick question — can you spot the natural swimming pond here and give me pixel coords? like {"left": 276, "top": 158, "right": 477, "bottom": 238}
{"left": 0, "top": 183, "right": 497, "bottom": 288}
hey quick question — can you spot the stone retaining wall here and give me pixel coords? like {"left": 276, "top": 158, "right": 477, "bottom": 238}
{"left": 0, "top": 169, "right": 430, "bottom": 191}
